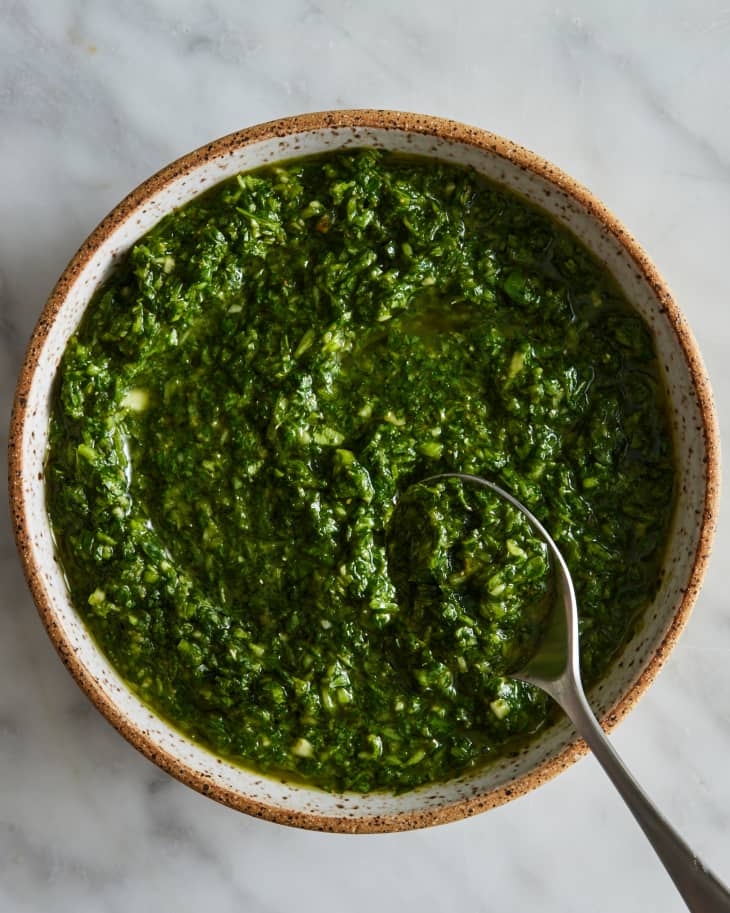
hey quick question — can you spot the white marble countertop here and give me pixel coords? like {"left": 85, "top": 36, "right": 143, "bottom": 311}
{"left": 2, "top": 2, "right": 729, "bottom": 911}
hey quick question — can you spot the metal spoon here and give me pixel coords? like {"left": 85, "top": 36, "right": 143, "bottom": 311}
{"left": 423, "top": 472, "right": 730, "bottom": 912}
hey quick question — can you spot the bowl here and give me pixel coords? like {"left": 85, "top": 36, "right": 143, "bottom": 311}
{"left": 8, "top": 109, "right": 720, "bottom": 832}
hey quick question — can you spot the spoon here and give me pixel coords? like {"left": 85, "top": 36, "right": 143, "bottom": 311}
{"left": 422, "top": 472, "right": 730, "bottom": 912}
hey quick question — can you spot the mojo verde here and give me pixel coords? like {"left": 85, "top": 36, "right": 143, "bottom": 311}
{"left": 47, "top": 150, "right": 675, "bottom": 792}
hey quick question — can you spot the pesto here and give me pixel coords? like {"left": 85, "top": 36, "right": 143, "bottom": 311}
{"left": 46, "top": 150, "right": 675, "bottom": 793}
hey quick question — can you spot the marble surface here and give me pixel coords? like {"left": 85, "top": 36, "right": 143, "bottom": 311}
{"left": 2, "top": 1, "right": 730, "bottom": 910}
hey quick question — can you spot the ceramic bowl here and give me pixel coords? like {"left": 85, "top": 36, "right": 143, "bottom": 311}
{"left": 8, "top": 110, "right": 720, "bottom": 832}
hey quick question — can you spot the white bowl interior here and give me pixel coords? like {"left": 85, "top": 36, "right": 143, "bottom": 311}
{"left": 18, "top": 124, "right": 709, "bottom": 825}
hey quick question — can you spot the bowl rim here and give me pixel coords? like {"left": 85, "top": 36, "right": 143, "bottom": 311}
{"left": 7, "top": 108, "right": 721, "bottom": 833}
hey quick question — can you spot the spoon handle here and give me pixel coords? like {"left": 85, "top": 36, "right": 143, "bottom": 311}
{"left": 557, "top": 683, "right": 730, "bottom": 912}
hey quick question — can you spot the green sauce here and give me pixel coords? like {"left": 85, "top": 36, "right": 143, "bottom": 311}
{"left": 46, "top": 149, "right": 675, "bottom": 792}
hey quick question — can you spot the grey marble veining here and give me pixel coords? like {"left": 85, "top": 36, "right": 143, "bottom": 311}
{"left": 2, "top": 2, "right": 729, "bottom": 911}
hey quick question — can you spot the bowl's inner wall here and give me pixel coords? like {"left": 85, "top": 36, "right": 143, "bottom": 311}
{"left": 18, "top": 124, "right": 707, "bottom": 823}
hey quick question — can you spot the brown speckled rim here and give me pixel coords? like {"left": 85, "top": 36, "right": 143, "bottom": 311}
{"left": 8, "top": 109, "right": 721, "bottom": 833}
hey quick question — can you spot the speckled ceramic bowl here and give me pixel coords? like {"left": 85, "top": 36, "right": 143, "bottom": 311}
{"left": 8, "top": 110, "right": 720, "bottom": 832}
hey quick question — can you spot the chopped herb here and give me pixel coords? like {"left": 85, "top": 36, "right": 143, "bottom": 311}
{"left": 46, "top": 150, "right": 675, "bottom": 793}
